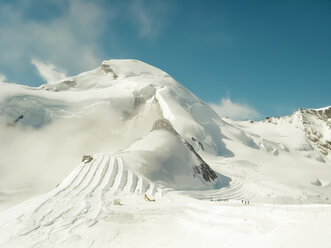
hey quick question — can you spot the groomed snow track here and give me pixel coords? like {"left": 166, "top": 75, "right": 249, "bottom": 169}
{"left": 183, "top": 157, "right": 255, "bottom": 202}
{"left": 0, "top": 153, "right": 161, "bottom": 244}
{"left": 183, "top": 178, "right": 254, "bottom": 201}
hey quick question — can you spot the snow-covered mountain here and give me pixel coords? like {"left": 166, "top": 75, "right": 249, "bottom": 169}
{"left": 263, "top": 107, "right": 331, "bottom": 156}
{"left": 0, "top": 59, "right": 231, "bottom": 209}
{"left": 218, "top": 105, "right": 331, "bottom": 204}
{"left": 0, "top": 59, "right": 330, "bottom": 247}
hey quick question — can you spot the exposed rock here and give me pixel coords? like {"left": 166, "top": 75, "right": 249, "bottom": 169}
{"left": 100, "top": 63, "right": 118, "bottom": 79}
{"left": 82, "top": 155, "right": 93, "bottom": 163}
{"left": 152, "top": 118, "right": 217, "bottom": 182}
{"left": 191, "top": 137, "right": 204, "bottom": 151}
{"left": 62, "top": 79, "right": 76, "bottom": 87}
{"left": 152, "top": 118, "right": 178, "bottom": 135}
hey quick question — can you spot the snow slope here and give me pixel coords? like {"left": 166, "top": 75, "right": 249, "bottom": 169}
{"left": 0, "top": 59, "right": 330, "bottom": 247}
{"left": 1, "top": 190, "right": 331, "bottom": 248}
{"left": 0, "top": 59, "right": 228, "bottom": 208}
{"left": 215, "top": 107, "right": 331, "bottom": 204}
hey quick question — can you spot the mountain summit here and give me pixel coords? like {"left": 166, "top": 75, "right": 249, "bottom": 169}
{"left": 263, "top": 106, "right": 331, "bottom": 155}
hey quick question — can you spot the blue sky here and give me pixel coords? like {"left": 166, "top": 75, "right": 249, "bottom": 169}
{"left": 0, "top": 0, "right": 330, "bottom": 120}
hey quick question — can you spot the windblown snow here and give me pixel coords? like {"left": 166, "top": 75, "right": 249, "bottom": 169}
{"left": 0, "top": 59, "right": 330, "bottom": 248}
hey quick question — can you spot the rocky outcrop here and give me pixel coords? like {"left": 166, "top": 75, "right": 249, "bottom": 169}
{"left": 152, "top": 118, "right": 218, "bottom": 182}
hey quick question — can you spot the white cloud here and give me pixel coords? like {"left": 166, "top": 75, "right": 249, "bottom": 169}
{"left": 0, "top": 1, "right": 111, "bottom": 83}
{"left": 209, "top": 98, "right": 261, "bottom": 121}
{"left": 0, "top": 73, "right": 15, "bottom": 84}
{"left": 130, "top": 0, "right": 173, "bottom": 39}
{"left": 0, "top": 74, "right": 7, "bottom": 84}
{"left": 133, "top": 5, "right": 152, "bottom": 38}
{"left": 31, "top": 59, "right": 67, "bottom": 83}
{"left": 0, "top": 0, "right": 174, "bottom": 85}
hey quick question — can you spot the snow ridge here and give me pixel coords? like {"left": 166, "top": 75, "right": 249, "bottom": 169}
{"left": 263, "top": 107, "right": 331, "bottom": 155}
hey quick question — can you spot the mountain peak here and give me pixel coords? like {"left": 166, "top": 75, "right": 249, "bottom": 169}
{"left": 263, "top": 106, "right": 331, "bottom": 155}
{"left": 100, "top": 59, "right": 169, "bottom": 80}
{"left": 40, "top": 59, "right": 170, "bottom": 92}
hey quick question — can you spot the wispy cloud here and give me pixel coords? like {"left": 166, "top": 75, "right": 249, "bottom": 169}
{"left": 130, "top": 0, "right": 152, "bottom": 38}
{"left": 0, "top": 74, "right": 7, "bottom": 84}
{"left": 0, "top": 73, "right": 14, "bottom": 84}
{"left": 0, "top": 0, "right": 174, "bottom": 85}
{"left": 31, "top": 59, "right": 67, "bottom": 83}
{"left": 0, "top": 1, "right": 110, "bottom": 84}
{"left": 130, "top": 0, "right": 174, "bottom": 39}
{"left": 209, "top": 98, "right": 261, "bottom": 121}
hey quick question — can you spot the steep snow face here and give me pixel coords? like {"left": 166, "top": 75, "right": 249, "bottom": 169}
{"left": 0, "top": 59, "right": 229, "bottom": 209}
{"left": 41, "top": 59, "right": 231, "bottom": 156}
{"left": 1, "top": 59, "right": 229, "bottom": 156}
{"left": 122, "top": 119, "right": 221, "bottom": 190}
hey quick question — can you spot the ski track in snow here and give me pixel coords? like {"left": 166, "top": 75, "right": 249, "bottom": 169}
{"left": 0, "top": 153, "right": 162, "bottom": 246}
{"left": 184, "top": 177, "right": 254, "bottom": 201}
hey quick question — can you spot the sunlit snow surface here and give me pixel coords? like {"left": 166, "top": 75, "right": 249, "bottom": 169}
{"left": 0, "top": 59, "right": 330, "bottom": 247}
